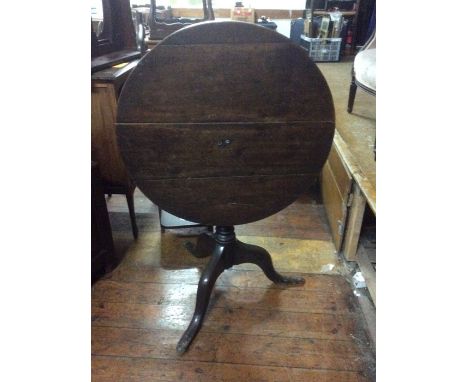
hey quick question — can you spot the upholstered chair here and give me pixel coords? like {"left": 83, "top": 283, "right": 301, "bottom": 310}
{"left": 347, "top": 31, "right": 376, "bottom": 113}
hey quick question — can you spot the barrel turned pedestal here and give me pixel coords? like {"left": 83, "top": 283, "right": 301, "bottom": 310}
{"left": 116, "top": 21, "right": 335, "bottom": 353}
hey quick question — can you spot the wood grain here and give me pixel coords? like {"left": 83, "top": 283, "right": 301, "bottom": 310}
{"left": 118, "top": 43, "right": 334, "bottom": 124}
{"left": 91, "top": 83, "right": 130, "bottom": 186}
{"left": 92, "top": 326, "right": 370, "bottom": 372}
{"left": 92, "top": 205, "right": 375, "bottom": 381}
{"left": 92, "top": 279, "right": 357, "bottom": 314}
{"left": 116, "top": 21, "right": 334, "bottom": 226}
{"left": 116, "top": 122, "right": 334, "bottom": 180}
{"left": 321, "top": 161, "right": 351, "bottom": 251}
{"left": 134, "top": 174, "right": 317, "bottom": 225}
{"left": 92, "top": 355, "right": 371, "bottom": 382}
{"left": 333, "top": 131, "right": 376, "bottom": 215}
{"left": 107, "top": 267, "right": 345, "bottom": 290}
{"left": 320, "top": 140, "right": 354, "bottom": 251}
{"left": 342, "top": 184, "right": 366, "bottom": 262}
{"left": 326, "top": 143, "right": 353, "bottom": 202}
{"left": 92, "top": 301, "right": 359, "bottom": 341}
{"left": 93, "top": 181, "right": 375, "bottom": 381}
{"left": 91, "top": 271, "right": 375, "bottom": 381}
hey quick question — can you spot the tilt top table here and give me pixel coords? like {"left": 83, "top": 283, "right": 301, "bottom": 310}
{"left": 116, "top": 21, "right": 335, "bottom": 353}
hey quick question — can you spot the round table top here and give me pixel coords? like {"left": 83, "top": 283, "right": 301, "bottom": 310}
{"left": 116, "top": 21, "right": 334, "bottom": 225}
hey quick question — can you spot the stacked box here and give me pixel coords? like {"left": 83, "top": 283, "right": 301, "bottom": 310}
{"left": 300, "top": 35, "right": 342, "bottom": 62}
{"left": 230, "top": 7, "right": 256, "bottom": 23}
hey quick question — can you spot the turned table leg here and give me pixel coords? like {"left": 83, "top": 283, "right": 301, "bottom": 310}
{"left": 176, "top": 242, "right": 227, "bottom": 353}
{"left": 233, "top": 240, "right": 304, "bottom": 285}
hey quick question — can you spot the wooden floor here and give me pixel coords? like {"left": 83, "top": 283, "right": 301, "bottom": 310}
{"left": 92, "top": 190, "right": 375, "bottom": 381}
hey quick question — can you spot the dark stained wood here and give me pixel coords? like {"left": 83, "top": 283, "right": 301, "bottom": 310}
{"left": 118, "top": 45, "right": 334, "bottom": 124}
{"left": 113, "top": 20, "right": 339, "bottom": 356}
{"left": 117, "top": 122, "right": 334, "bottom": 180}
{"left": 91, "top": 58, "right": 139, "bottom": 85}
{"left": 116, "top": 21, "right": 334, "bottom": 226}
{"left": 104, "top": 188, "right": 332, "bottom": 241}
{"left": 91, "top": 50, "right": 141, "bottom": 74}
{"left": 135, "top": 175, "right": 316, "bottom": 225}
{"left": 91, "top": 0, "right": 141, "bottom": 71}
{"left": 175, "top": 226, "right": 305, "bottom": 353}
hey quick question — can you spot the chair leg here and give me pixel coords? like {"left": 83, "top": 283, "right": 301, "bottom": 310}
{"left": 126, "top": 191, "right": 139, "bottom": 239}
{"left": 347, "top": 76, "right": 357, "bottom": 113}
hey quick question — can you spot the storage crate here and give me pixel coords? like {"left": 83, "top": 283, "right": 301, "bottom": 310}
{"left": 300, "top": 35, "right": 342, "bottom": 62}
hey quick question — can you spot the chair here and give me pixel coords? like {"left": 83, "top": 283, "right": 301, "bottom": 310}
{"left": 347, "top": 30, "right": 376, "bottom": 113}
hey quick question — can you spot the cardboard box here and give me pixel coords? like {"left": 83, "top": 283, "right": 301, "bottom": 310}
{"left": 230, "top": 7, "right": 256, "bottom": 23}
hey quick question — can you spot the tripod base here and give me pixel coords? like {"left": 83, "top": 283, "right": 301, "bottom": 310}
{"left": 176, "top": 226, "right": 304, "bottom": 354}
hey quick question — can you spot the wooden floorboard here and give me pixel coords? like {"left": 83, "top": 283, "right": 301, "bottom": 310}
{"left": 93, "top": 191, "right": 375, "bottom": 381}
{"left": 92, "top": 278, "right": 357, "bottom": 314}
{"left": 92, "top": 302, "right": 360, "bottom": 341}
{"left": 92, "top": 270, "right": 375, "bottom": 380}
{"left": 92, "top": 355, "right": 371, "bottom": 382}
{"left": 92, "top": 326, "right": 369, "bottom": 371}
{"left": 108, "top": 267, "right": 348, "bottom": 289}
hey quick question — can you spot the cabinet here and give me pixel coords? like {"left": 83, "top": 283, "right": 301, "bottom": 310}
{"left": 91, "top": 60, "right": 140, "bottom": 239}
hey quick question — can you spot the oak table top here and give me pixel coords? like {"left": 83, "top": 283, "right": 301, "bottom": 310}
{"left": 116, "top": 20, "right": 334, "bottom": 226}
